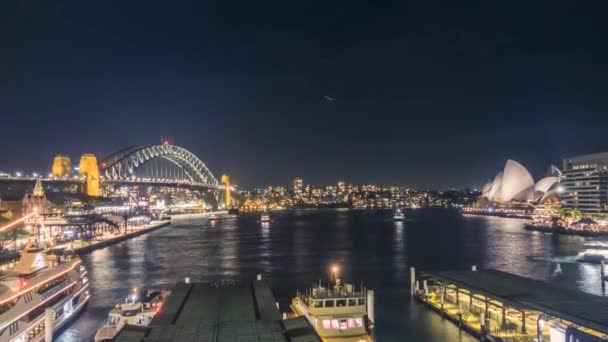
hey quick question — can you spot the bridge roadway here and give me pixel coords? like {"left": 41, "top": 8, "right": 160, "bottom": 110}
{"left": 0, "top": 176, "right": 219, "bottom": 190}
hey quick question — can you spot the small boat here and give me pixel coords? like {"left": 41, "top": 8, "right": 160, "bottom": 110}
{"left": 393, "top": 208, "right": 405, "bottom": 221}
{"left": 94, "top": 287, "right": 170, "bottom": 341}
{"left": 260, "top": 212, "right": 271, "bottom": 223}
{"left": 291, "top": 265, "right": 374, "bottom": 342}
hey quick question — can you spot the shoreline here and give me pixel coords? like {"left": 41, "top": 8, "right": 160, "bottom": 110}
{"left": 462, "top": 211, "right": 532, "bottom": 220}
{"left": 169, "top": 210, "right": 227, "bottom": 221}
{"left": 56, "top": 220, "right": 171, "bottom": 255}
{"left": 524, "top": 224, "right": 608, "bottom": 237}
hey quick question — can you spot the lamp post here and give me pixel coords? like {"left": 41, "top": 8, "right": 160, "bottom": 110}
{"left": 331, "top": 265, "right": 340, "bottom": 287}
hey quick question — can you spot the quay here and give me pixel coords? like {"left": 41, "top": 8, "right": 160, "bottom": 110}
{"left": 114, "top": 278, "right": 321, "bottom": 341}
{"left": 413, "top": 268, "right": 608, "bottom": 341}
{"left": 524, "top": 224, "right": 608, "bottom": 237}
{"left": 54, "top": 220, "right": 171, "bottom": 255}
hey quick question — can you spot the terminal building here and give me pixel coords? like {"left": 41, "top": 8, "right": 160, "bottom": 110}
{"left": 415, "top": 269, "right": 608, "bottom": 341}
{"left": 561, "top": 153, "right": 608, "bottom": 214}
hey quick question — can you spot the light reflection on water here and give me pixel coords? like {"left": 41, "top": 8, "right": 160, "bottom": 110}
{"left": 57, "top": 209, "right": 606, "bottom": 341}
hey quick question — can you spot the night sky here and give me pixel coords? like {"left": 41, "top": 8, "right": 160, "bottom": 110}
{"left": 3, "top": 1, "right": 608, "bottom": 189}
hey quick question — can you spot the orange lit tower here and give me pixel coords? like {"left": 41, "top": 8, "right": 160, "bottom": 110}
{"left": 78, "top": 154, "right": 100, "bottom": 197}
{"left": 51, "top": 155, "right": 72, "bottom": 177}
{"left": 221, "top": 174, "right": 231, "bottom": 207}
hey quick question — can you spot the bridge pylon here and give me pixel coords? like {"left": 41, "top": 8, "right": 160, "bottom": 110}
{"left": 79, "top": 154, "right": 100, "bottom": 197}
{"left": 220, "top": 174, "right": 231, "bottom": 207}
{"left": 51, "top": 155, "right": 72, "bottom": 177}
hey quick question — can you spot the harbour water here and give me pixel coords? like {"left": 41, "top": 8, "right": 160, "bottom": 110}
{"left": 57, "top": 209, "right": 607, "bottom": 341}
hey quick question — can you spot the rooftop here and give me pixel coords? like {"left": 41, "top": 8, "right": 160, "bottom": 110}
{"left": 115, "top": 280, "right": 320, "bottom": 342}
{"left": 424, "top": 269, "right": 608, "bottom": 335}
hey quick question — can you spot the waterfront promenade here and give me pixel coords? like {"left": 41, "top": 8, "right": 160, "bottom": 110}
{"left": 54, "top": 220, "right": 171, "bottom": 254}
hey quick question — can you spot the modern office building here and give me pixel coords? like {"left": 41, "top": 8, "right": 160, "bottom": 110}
{"left": 561, "top": 152, "right": 608, "bottom": 213}
{"left": 293, "top": 177, "right": 303, "bottom": 201}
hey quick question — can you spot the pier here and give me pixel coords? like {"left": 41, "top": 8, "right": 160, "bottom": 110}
{"left": 114, "top": 279, "right": 321, "bottom": 341}
{"left": 413, "top": 268, "right": 608, "bottom": 341}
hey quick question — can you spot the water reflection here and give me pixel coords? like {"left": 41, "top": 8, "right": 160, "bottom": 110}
{"left": 57, "top": 209, "right": 608, "bottom": 342}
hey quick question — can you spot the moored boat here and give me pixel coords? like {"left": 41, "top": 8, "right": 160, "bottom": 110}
{"left": 291, "top": 265, "right": 374, "bottom": 342}
{"left": 0, "top": 243, "right": 90, "bottom": 342}
{"left": 94, "top": 287, "right": 170, "bottom": 341}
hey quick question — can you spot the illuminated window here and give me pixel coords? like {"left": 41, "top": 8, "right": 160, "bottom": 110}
{"left": 339, "top": 319, "right": 348, "bottom": 330}
{"left": 331, "top": 319, "right": 339, "bottom": 329}
{"left": 347, "top": 318, "right": 356, "bottom": 328}
{"left": 355, "top": 317, "right": 363, "bottom": 327}
{"left": 322, "top": 320, "right": 331, "bottom": 329}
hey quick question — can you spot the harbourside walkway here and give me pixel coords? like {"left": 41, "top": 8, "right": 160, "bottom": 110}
{"left": 524, "top": 224, "right": 608, "bottom": 237}
{"left": 53, "top": 220, "right": 171, "bottom": 255}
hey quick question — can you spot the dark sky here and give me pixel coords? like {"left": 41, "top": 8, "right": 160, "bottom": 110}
{"left": 3, "top": 1, "right": 608, "bottom": 189}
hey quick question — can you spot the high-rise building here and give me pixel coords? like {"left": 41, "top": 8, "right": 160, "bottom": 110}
{"left": 561, "top": 153, "right": 608, "bottom": 213}
{"left": 293, "top": 177, "right": 303, "bottom": 200}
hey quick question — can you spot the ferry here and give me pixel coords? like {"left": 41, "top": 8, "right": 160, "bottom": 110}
{"left": 94, "top": 287, "right": 170, "bottom": 341}
{"left": 393, "top": 208, "right": 405, "bottom": 221}
{"left": 291, "top": 266, "right": 374, "bottom": 342}
{"left": 260, "top": 212, "right": 271, "bottom": 223}
{"left": 0, "top": 242, "right": 90, "bottom": 342}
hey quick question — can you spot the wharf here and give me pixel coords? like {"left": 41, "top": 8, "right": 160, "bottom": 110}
{"left": 54, "top": 220, "right": 170, "bottom": 255}
{"left": 524, "top": 224, "right": 608, "bottom": 237}
{"left": 114, "top": 279, "right": 321, "bottom": 342}
{"left": 413, "top": 268, "right": 608, "bottom": 341}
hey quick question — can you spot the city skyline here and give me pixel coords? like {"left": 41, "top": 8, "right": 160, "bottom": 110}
{"left": 4, "top": 1, "right": 608, "bottom": 189}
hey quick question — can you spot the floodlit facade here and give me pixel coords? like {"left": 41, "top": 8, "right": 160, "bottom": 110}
{"left": 561, "top": 153, "right": 608, "bottom": 213}
{"left": 481, "top": 160, "right": 559, "bottom": 204}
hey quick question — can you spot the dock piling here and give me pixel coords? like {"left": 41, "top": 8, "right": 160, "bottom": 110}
{"left": 410, "top": 267, "right": 416, "bottom": 296}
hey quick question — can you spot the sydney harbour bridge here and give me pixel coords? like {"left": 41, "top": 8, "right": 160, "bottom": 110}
{"left": 0, "top": 142, "right": 231, "bottom": 203}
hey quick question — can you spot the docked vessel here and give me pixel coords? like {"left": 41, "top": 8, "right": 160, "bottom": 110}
{"left": 291, "top": 266, "right": 374, "bottom": 342}
{"left": 260, "top": 212, "right": 271, "bottom": 223}
{"left": 0, "top": 243, "right": 90, "bottom": 342}
{"left": 393, "top": 208, "right": 405, "bottom": 221}
{"left": 94, "top": 287, "right": 169, "bottom": 341}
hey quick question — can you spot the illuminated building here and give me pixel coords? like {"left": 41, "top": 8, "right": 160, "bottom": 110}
{"left": 480, "top": 160, "right": 559, "bottom": 204}
{"left": 51, "top": 155, "right": 72, "bottom": 178}
{"left": 293, "top": 177, "right": 303, "bottom": 201}
{"left": 22, "top": 178, "right": 47, "bottom": 220}
{"left": 78, "top": 154, "right": 100, "bottom": 197}
{"left": 561, "top": 153, "right": 608, "bottom": 213}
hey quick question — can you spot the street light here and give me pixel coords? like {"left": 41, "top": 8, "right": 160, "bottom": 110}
{"left": 331, "top": 264, "right": 340, "bottom": 286}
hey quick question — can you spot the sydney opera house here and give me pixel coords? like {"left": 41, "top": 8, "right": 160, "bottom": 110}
{"left": 480, "top": 160, "right": 561, "bottom": 204}
{"left": 464, "top": 160, "right": 561, "bottom": 218}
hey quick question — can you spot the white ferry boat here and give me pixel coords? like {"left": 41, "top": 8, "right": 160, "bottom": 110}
{"left": 291, "top": 266, "right": 374, "bottom": 342}
{"left": 260, "top": 212, "right": 271, "bottom": 223}
{"left": 393, "top": 208, "right": 405, "bottom": 221}
{"left": 94, "top": 288, "right": 169, "bottom": 341}
{"left": 0, "top": 243, "right": 90, "bottom": 342}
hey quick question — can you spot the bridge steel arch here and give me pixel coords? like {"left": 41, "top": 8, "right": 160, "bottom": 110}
{"left": 98, "top": 144, "right": 220, "bottom": 188}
